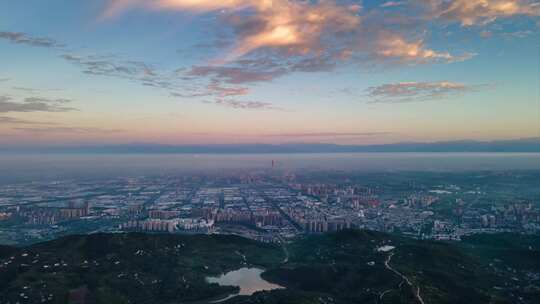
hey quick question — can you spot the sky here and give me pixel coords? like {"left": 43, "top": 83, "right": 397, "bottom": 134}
{"left": 0, "top": 0, "right": 539, "bottom": 146}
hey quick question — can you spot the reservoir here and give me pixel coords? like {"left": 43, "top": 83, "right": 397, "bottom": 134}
{"left": 206, "top": 267, "right": 283, "bottom": 302}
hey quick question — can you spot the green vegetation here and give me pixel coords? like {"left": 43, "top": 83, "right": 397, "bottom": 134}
{"left": 0, "top": 233, "right": 281, "bottom": 304}
{"left": 1, "top": 230, "right": 539, "bottom": 303}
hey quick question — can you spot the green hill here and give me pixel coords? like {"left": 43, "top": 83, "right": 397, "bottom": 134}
{"left": 0, "top": 231, "right": 538, "bottom": 304}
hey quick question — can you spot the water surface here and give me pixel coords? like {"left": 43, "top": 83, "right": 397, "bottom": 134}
{"left": 206, "top": 267, "right": 283, "bottom": 301}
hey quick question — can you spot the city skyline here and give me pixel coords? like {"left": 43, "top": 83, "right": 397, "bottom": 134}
{"left": 1, "top": 0, "right": 539, "bottom": 146}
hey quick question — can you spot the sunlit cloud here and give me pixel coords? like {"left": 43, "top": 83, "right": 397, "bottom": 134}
{"left": 381, "top": 1, "right": 406, "bottom": 8}
{"left": 222, "top": 1, "right": 361, "bottom": 62}
{"left": 2, "top": 1, "right": 532, "bottom": 119}
{"left": 104, "top": 0, "right": 360, "bottom": 64}
{"left": 0, "top": 1, "right": 478, "bottom": 113}
{"left": 365, "top": 81, "right": 487, "bottom": 103}
{"left": 371, "top": 31, "right": 473, "bottom": 64}
{"left": 424, "top": 0, "right": 540, "bottom": 26}
{"left": 103, "top": 0, "right": 460, "bottom": 68}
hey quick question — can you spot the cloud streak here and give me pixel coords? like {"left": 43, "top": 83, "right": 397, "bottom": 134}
{"left": 210, "top": 98, "right": 283, "bottom": 111}
{"left": 264, "top": 132, "right": 392, "bottom": 137}
{"left": 0, "top": 95, "right": 76, "bottom": 113}
{"left": 0, "top": 30, "right": 268, "bottom": 109}
{"left": 61, "top": 54, "right": 163, "bottom": 85}
{"left": 0, "top": 31, "right": 64, "bottom": 48}
{"left": 24, "top": 97, "right": 72, "bottom": 104}
{"left": 0, "top": 116, "right": 58, "bottom": 126}
{"left": 365, "top": 81, "right": 487, "bottom": 103}
{"left": 13, "top": 127, "right": 123, "bottom": 134}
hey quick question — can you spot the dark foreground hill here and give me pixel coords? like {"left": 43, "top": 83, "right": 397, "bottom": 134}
{"left": 0, "top": 231, "right": 539, "bottom": 304}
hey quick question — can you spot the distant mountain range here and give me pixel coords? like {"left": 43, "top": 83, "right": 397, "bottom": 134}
{"left": 4, "top": 138, "right": 540, "bottom": 153}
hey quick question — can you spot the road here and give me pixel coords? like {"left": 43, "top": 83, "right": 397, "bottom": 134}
{"left": 276, "top": 234, "right": 289, "bottom": 264}
{"left": 381, "top": 252, "right": 425, "bottom": 304}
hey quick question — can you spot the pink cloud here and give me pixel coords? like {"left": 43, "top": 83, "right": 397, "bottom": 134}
{"left": 424, "top": 0, "right": 540, "bottom": 26}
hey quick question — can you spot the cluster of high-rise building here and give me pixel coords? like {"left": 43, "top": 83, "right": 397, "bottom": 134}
{"left": 148, "top": 210, "right": 182, "bottom": 220}
{"left": 121, "top": 219, "right": 177, "bottom": 233}
{"left": 23, "top": 208, "right": 59, "bottom": 225}
{"left": 14, "top": 202, "right": 91, "bottom": 226}
{"left": 1, "top": 172, "right": 539, "bottom": 246}
{"left": 59, "top": 202, "right": 90, "bottom": 220}
{"left": 199, "top": 209, "right": 284, "bottom": 227}
{"left": 468, "top": 202, "right": 540, "bottom": 229}
{"left": 402, "top": 195, "right": 439, "bottom": 208}
{"left": 120, "top": 218, "right": 214, "bottom": 233}
{"left": 299, "top": 218, "right": 355, "bottom": 233}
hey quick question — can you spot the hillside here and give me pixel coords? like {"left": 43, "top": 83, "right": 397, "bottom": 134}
{"left": 0, "top": 231, "right": 539, "bottom": 304}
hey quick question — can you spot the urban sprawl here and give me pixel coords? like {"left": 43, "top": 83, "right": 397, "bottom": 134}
{"left": 1, "top": 169, "right": 538, "bottom": 246}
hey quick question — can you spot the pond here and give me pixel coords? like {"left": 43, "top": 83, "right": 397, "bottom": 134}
{"left": 206, "top": 267, "right": 284, "bottom": 302}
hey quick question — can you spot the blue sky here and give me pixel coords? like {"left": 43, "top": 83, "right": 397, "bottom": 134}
{"left": 0, "top": 0, "right": 539, "bottom": 146}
